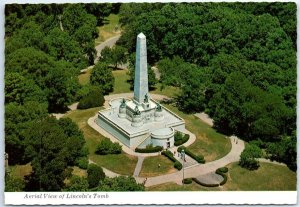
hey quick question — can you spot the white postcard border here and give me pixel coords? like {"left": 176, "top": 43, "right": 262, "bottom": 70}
{"left": 4, "top": 191, "right": 298, "bottom": 205}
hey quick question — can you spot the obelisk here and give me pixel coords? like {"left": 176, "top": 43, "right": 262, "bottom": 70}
{"left": 134, "top": 33, "right": 148, "bottom": 104}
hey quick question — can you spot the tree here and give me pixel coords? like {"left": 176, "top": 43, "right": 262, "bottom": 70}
{"left": 62, "top": 4, "right": 98, "bottom": 65}
{"left": 77, "top": 86, "right": 105, "bottom": 109}
{"left": 87, "top": 164, "right": 105, "bottom": 189}
{"left": 5, "top": 21, "right": 45, "bottom": 55}
{"left": 44, "top": 61, "right": 79, "bottom": 112}
{"left": 5, "top": 72, "right": 46, "bottom": 104}
{"left": 5, "top": 173, "right": 25, "bottom": 192}
{"left": 101, "top": 46, "right": 127, "bottom": 69}
{"left": 44, "top": 28, "right": 87, "bottom": 69}
{"left": 84, "top": 3, "right": 112, "bottom": 25}
{"left": 58, "top": 118, "right": 86, "bottom": 166}
{"left": 94, "top": 176, "right": 144, "bottom": 191}
{"left": 23, "top": 117, "right": 86, "bottom": 191}
{"left": 266, "top": 132, "right": 296, "bottom": 171}
{"left": 90, "top": 62, "right": 114, "bottom": 94}
{"left": 239, "top": 144, "right": 262, "bottom": 170}
{"left": 5, "top": 101, "right": 48, "bottom": 165}
{"left": 64, "top": 175, "right": 89, "bottom": 191}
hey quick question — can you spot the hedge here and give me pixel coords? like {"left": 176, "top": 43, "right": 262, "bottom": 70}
{"left": 216, "top": 167, "right": 228, "bottom": 174}
{"left": 192, "top": 178, "right": 219, "bottom": 187}
{"left": 215, "top": 167, "right": 228, "bottom": 186}
{"left": 177, "top": 146, "right": 205, "bottom": 164}
{"left": 135, "top": 145, "right": 163, "bottom": 153}
{"left": 161, "top": 150, "right": 182, "bottom": 170}
{"left": 174, "top": 161, "right": 182, "bottom": 170}
{"left": 161, "top": 150, "right": 177, "bottom": 162}
{"left": 183, "top": 178, "right": 192, "bottom": 184}
{"left": 174, "top": 133, "right": 190, "bottom": 146}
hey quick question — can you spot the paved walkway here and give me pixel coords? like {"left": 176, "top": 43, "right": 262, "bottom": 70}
{"left": 194, "top": 112, "right": 214, "bottom": 127}
{"left": 258, "top": 158, "right": 287, "bottom": 166}
{"left": 143, "top": 136, "right": 244, "bottom": 187}
{"left": 195, "top": 172, "right": 224, "bottom": 185}
{"left": 89, "top": 159, "right": 120, "bottom": 178}
{"left": 95, "top": 34, "right": 121, "bottom": 63}
{"left": 133, "top": 157, "right": 145, "bottom": 177}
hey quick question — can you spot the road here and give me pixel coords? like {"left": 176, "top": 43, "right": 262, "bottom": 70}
{"left": 94, "top": 34, "right": 121, "bottom": 63}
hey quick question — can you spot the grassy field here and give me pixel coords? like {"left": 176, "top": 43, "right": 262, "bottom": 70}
{"left": 163, "top": 104, "right": 231, "bottom": 162}
{"left": 72, "top": 166, "right": 87, "bottom": 177}
{"left": 64, "top": 107, "right": 137, "bottom": 175}
{"left": 147, "top": 181, "right": 220, "bottom": 191}
{"left": 95, "top": 14, "right": 120, "bottom": 45}
{"left": 139, "top": 155, "right": 177, "bottom": 177}
{"left": 78, "top": 68, "right": 92, "bottom": 85}
{"left": 147, "top": 162, "right": 296, "bottom": 191}
{"left": 151, "top": 83, "right": 181, "bottom": 98}
{"left": 9, "top": 163, "right": 32, "bottom": 179}
{"left": 223, "top": 162, "right": 296, "bottom": 191}
{"left": 112, "top": 70, "right": 132, "bottom": 94}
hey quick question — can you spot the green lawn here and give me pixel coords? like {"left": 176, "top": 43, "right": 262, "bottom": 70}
{"left": 95, "top": 14, "right": 120, "bottom": 45}
{"left": 139, "top": 155, "right": 176, "bottom": 177}
{"left": 223, "top": 162, "right": 296, "bottom": 191}
{"left": 112, "top": 70, "right": 132, "bottom": 94}
{"left": 151, "top": 83, "right": 181, "bottom": 98}
{"left": 163, "top": 104, "right": 231, "bottom": 162}
{"left": 78, "top": 68, "right": 92, "bottom": 85}
{"left": 147, "top": 162, "right": 296, "bottom": 191}
{"left": 72, "top": 166, "right": 87, "bottom": 177}
{"left": 64, "top": 107, "right": 137, "bottom": 175}
{"left": 146, "top": 181, "right": 220, "bottom": 191}
{"left": 9, "top": 163, "right": 32, "bottom": 179}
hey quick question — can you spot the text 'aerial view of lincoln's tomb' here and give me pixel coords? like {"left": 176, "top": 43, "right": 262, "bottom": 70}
{"left": 96, "top": 33, "right": 185, "bottom": 149}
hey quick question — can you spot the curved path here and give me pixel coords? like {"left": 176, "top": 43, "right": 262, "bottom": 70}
{"left": 143, "top": 136, "right": 244, "bottom": 187}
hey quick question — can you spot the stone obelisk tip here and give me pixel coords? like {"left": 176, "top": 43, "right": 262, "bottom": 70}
{"left": 137, "top": 32, "right": 146, "bottom": 39}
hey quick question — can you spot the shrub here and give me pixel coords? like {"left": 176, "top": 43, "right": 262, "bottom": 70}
{"left": 219, "top": 174, "right": 227, "bottom": 186}
{"left": 174, "top": 132, "right": 189, "bottom": 146}
{"left": 192, "top": 178, "right": 219, "bottom": 187}
{"left": 215, "top": 167, "right": 228, "bottom": 186}
{"left": 161, "top": 150, "right": 182, "bottom": 170}
{"left": 161, "top": 150, "right": 177, "bottom": 162}
{"left": 177, "top": 146, "right": 205, "bottom": 163}
{"left": 183, "top": 178, "right": 192, "bottom": 184}
{"left": 135, "top": 145, "right": 163, "bottom": 153}
{"left": 239, "top": 144, "right": 262, "bottom": 170}
{"left": 95, "top": 139, "right": 122, "bottom": 155}
{"left": 87, "top": 164, "right": 105, "bottom": 188}
{"left": 216, "top": 167, "right": 228, "bottom": 174}
{"left": 174, "top": 161, "right": 182, "bottom": 170}
{"left": 174, "top": 131, "right": 183, "bottom": 141}
{"left": 77, "top": 87, "right": 104, "bottom": 109}
{"left": 76, "top": 157, "right": 89, "bottom": 169}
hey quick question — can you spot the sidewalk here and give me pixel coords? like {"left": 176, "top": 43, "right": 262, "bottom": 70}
{"left": 144, "top": 136, "right": 244, "bottom": 187}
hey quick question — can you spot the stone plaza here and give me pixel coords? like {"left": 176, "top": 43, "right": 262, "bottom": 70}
{"left": 96, "top": 33, "right": 185, "bottom": 149}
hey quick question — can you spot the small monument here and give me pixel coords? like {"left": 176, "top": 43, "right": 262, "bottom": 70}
{"left": 96, "top": 33, "right": 185, "bottom": 149}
